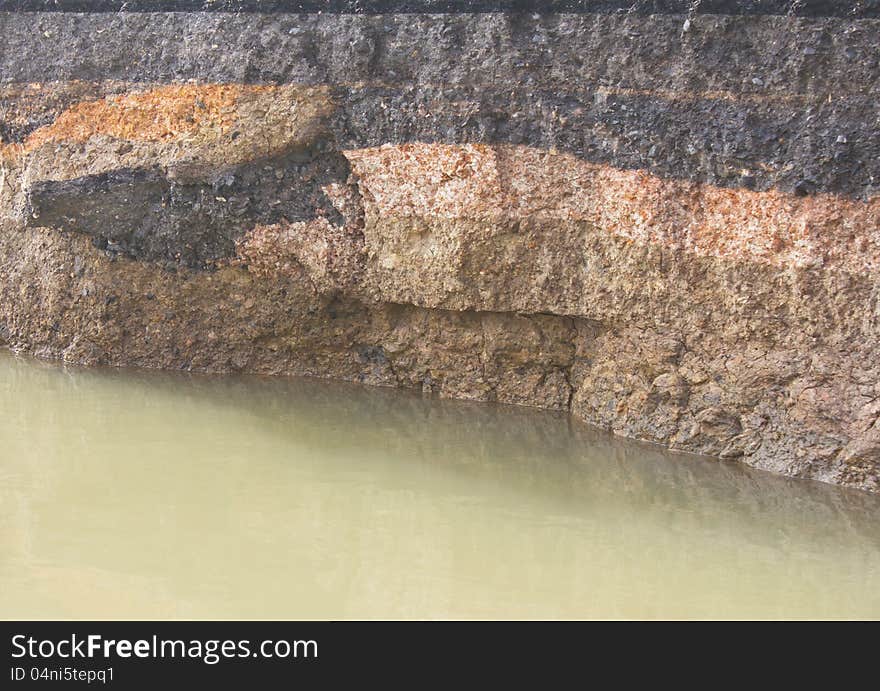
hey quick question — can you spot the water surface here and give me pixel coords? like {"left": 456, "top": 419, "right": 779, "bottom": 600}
{"left": 1, "top": 351, "right": 879, "bottom": 619}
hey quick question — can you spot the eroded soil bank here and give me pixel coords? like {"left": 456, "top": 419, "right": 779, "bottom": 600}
{"left": 1, "top": 3, "right": 878, "bottom": 491}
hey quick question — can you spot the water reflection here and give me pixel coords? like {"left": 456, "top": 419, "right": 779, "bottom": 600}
{"left": 1, "top": 351, "right": 879, "bottom": 619}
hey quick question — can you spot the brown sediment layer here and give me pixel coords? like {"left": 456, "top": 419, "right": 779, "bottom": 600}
{"left": 346, "top": 143, "right": 880, "bottom": 277}
{"left": 1, "top": 222, "right": 877, "bottom": 492}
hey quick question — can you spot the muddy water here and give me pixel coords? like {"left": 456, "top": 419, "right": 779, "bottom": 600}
{"left": 1, "top": 350, "right": 879, "bottom": 619}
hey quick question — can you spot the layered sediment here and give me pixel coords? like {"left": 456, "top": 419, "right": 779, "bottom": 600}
{"left": 1, "top": 3, "right": 879, "bottom": 491}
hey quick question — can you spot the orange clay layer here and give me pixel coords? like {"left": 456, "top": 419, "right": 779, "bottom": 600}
{"left": 345, "top": 143, "right": 880, "bottom": 275}
{"left": 22, "top": 84, "right": 276, "bottom": 148}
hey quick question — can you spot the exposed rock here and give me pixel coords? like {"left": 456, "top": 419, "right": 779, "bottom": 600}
{"left": 1, "top": 4, "right": 879, "bottom": 492}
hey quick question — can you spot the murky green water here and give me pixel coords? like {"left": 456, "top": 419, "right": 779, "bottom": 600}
{"left": 1, "top": 351, "right": 879, "bottom": 619}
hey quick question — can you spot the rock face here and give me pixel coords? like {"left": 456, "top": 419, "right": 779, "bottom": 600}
{"left": 1, "top": 2, "right": 879, "bottom": 491}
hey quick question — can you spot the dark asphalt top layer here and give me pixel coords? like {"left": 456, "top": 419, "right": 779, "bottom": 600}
{"left": 0, "top": 1, "right": 878, "bottom": 19}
